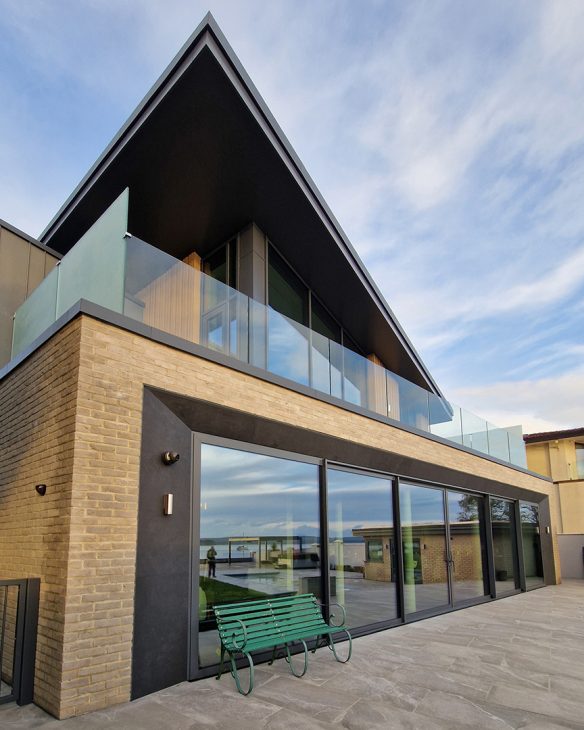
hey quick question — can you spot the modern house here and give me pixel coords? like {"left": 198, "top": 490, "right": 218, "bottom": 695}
{"left": 0, "top": 12, "right": 559, "bottom": 720}
{"left": 525, "top": 428, "right": 584, "bottom": 579}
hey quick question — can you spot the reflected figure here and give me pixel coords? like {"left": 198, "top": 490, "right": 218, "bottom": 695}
{"left": 207, "top": 545, "right": 217, "bottom": 577}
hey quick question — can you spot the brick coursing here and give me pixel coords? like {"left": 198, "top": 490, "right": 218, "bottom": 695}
{"left": 0, "top": 314, "right": 561, "bottom": 717}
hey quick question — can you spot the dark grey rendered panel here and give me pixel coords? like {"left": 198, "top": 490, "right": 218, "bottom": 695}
{"left": 131, "top": 390, "right": 193, "bottom": 699}
{"left": 134, "top": 386, "right": 555, "bottom": 695}
{"left": 151, "top": 386, "right": 551, "bottom": 506}
{"left": 537, "top": 498, "right": 557, "bottom": 585}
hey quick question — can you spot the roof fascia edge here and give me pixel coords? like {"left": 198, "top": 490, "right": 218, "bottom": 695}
{"left": 203, "top": 17, "right": 442, "bottom": 396}
{"left": 39, "top": 12, "right": 215, "bottom": 245}
{"left": 39, "top": 11, "right": 441, "bottom": 395}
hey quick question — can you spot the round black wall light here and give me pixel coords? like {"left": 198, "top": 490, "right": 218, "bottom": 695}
{"left": 161, "top": 451, "right": 180, "bottom": 466}
{"left": 35, "top": 484, "right": 47, "bottom": 496}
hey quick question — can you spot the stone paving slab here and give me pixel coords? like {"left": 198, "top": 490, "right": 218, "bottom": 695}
{"left": 1, "top": 581, "right": 584, "bottom": 729}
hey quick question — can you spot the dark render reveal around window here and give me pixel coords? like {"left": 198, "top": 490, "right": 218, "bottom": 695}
{"left": 520, "top": 502, "right": 544, "bottom": 588}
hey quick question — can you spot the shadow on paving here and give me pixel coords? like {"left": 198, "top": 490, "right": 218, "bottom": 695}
{"left": 1, "top": 582, "right": 584, "bottom": 730}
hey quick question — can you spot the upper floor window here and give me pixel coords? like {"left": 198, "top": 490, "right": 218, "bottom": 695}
{"left": 576, "top": 443, "right": 584, "bottom": 479}
{"left": 203, "top": 239, "right": 237, "bottom": 289}
{"left": 267, "top": 245, "right": 309, "bottom": 327}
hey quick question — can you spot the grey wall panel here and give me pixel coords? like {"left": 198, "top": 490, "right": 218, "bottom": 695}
{"left": 27, "top": 245, "right": 47, "bottom": 295}
{"left": 558, "top": 534, "right": 584, "bottom": 579}
{"left": 0, "top": 225, "right": 60, "bottom": 368}
{"left": 132, "top": 389, "right": 193, "bottom": 700}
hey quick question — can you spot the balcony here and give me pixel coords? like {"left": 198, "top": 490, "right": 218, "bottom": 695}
{"left": 11, "top": 221, "right": 527, "bottom": 469}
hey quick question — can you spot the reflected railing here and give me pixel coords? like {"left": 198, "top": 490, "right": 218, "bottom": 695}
{"left": 11, "top": 231, "right": 527, "bottom": 468}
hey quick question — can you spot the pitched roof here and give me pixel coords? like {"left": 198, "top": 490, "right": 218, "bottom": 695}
{"left": 38, "top": 12, "right": 441, "bottom": 394}
{"left": 523, "top": 427, "right": 584, "bottom": 443}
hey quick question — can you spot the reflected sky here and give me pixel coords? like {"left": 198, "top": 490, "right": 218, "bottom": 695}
{"left": 200, "top": 443, "right": 319, "bottom": 537}
{"left": 328, "top": 468, "right": 393, "bottom": 536}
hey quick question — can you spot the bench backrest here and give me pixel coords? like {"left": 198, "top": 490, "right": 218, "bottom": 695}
{"left": 214, "top": 593, "right": 326, "bottom": 649}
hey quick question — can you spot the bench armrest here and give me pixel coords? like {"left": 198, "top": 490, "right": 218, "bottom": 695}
{"left": 229, "top": 618, "right": 248, "bottom": 650}
{"left": 317, "top": 601, "right": 346, "bottom": 628}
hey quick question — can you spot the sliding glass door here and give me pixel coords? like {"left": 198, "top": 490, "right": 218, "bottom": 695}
{"left": 490, "top": 498, "right": 520, "bottom": 595}
{"left": 327, "top": 467, "right": 398, "bottom": 629}
{"left": 400, "top": 483, "right": 488, "bottom": 617}
{"left": 195, "top": 440, "right": 320, "bottom": 671}
{"left": 400, "top": 482, "right": 450, "bottom": 616}
{"left": 447, "top": 491, "right": 488, "bottom": 604}
{"left": 520, "top": 502, "right": 544, "bottom": 588}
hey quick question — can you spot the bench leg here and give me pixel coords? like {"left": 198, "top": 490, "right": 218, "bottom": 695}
{"left": 229, "top": 651, "right": 255, "bottom": 696}
{"left": 268, "top": 645, "right": 278, "bottom": 666}
{"left": 216, "top": 645, "right": 226, "bottom": 680}
{"left": 327, "top": 629, "right": 352, "bottom": 663}
{"left": 284, "top": 641, "right": 308, "bottom": 678}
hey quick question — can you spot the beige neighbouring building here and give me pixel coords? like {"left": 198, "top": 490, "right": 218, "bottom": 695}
{"left": 0, "top": 12, "right": 560, "bottom": 720}
{"left": 525, "top": 428, "right": 584, "bottom": 579}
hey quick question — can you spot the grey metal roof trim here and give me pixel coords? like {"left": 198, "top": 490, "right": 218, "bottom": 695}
{"left": 39, "top": 11, "right": 441, "bottom": 395}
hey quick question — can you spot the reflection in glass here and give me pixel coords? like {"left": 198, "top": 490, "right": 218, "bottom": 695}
{"left": 327, "top": 469, "right": 398, "bottom": 629}
{"left": 491, "top": 498, "right": 519, "bottom": 594}
{"left": 447, "top": 492, "right": 487, "bottom": 603}
{"left": 520, "top": 502, "right": 544, "bottom": 588}
{"left": 267, "top": 308, "right": 310, "bottom": 385}
{"left": 399, "top": 483, "right": 449, "bottom": 615}
{"left": 198, "top": 444, "right": 319, "bottom": 668}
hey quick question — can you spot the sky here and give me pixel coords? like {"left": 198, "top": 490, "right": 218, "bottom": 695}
{"left": 1, "top": 0, "right": 583, "bottom": 434}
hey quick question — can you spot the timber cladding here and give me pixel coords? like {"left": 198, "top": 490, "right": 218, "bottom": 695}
{"left": 0, "top": 314, "right": 560, "bottom": 718}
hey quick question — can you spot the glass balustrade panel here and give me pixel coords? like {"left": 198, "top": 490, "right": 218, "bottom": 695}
{"left": 461, "top": 410, "right": 490, "bottom": 455}
{"left": 428, "top": 393, "right": 463, "bottom": 443}
{"left": 507, "top": 426, "right": 527, "bottom": 468}
{"left": 310, "top": 329, "right": 332, "bottom": 395}
{"left": 11, "top": 266, "right": 59, "bottom": 358}
{"left": 486, "top": 423, "right": 511, "bottom": 462}
{"left": 266, "top": 307, "right": 310, "bottom": 386}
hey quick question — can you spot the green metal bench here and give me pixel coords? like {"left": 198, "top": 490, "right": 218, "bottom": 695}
{"left": 213, "top": 593, "right": 352, "bottom": 695}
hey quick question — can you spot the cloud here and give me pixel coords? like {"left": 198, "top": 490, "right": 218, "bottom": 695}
{"left": 1, "top": 0, "right": 584, "bottom": 432}
{"left": 449, "top": 366, "right": 584, "bottom": 433}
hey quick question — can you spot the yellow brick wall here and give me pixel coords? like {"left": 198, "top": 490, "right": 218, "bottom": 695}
{"left": 1, "top": 314, "right": 561, "bottom": 717}
{"left": 0, "top": 321, "right": 81, "bottom": 717}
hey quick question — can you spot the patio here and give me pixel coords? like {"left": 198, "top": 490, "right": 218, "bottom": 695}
{"left": 2, "top": 581, "right": 583, "bottom": 729}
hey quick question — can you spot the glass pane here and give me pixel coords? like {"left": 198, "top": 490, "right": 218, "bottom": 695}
{"left": 396, "top": 375, "right": 429, "bottom": 430}
{"left": 268, "top": 246, "right": 308, "bottom": 326}
{"left": 203, "top": 245, "right": 227, "bottom": 285}
{"left": 311, "top": 297, "right": 340, "bottom": 343}
{"left": 198, "top": 444, "right": 320, "bottom": 669}
{"left": 491, "top": 498, "right": 519, "bottom": 594}
{"left": 507, "top": 426, "right": 527, "bottom": 468}
{"left": 56, "top": 193, "right": 127, "bottom": 319}
{"left": 327, "top": 469, "right": 398, "bottom": 629}
{"left": 311, "top": 329, "right": 332, "bottom": 395}
{"left": 11, "top": 266, "right": 58, "bottom": 357}
{"left": 486, "top": 423, "right": 511, "bottom": 462}
{"left": 447, "top": 492, "right": 487, "bottom": 603}
{"left": 399, "top": 483, "right": 449, "bottom": 614}
{"left": 366, "top": 359, "right": 388, "bottom": 416}
{"left": 342, "top": 346, "right": 368, "bottom": 407}
{"left": 577, "top": 444, "right": 584, "bottom": 479}
{"left": 461, "top": 410, "right": 489, "bottom": 455}
{"left": 267, "top": 308, "right": 310, "bottom": 386}
{"left": 429, "top": 395, "right": 463, "bottom": 444}
{"left": 520, "top": 502, "right": 544, "bottom": 588}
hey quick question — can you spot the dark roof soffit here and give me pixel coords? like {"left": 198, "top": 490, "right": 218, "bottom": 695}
{"left": 39, "top": 12, "right": 441, "bottom": 396}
